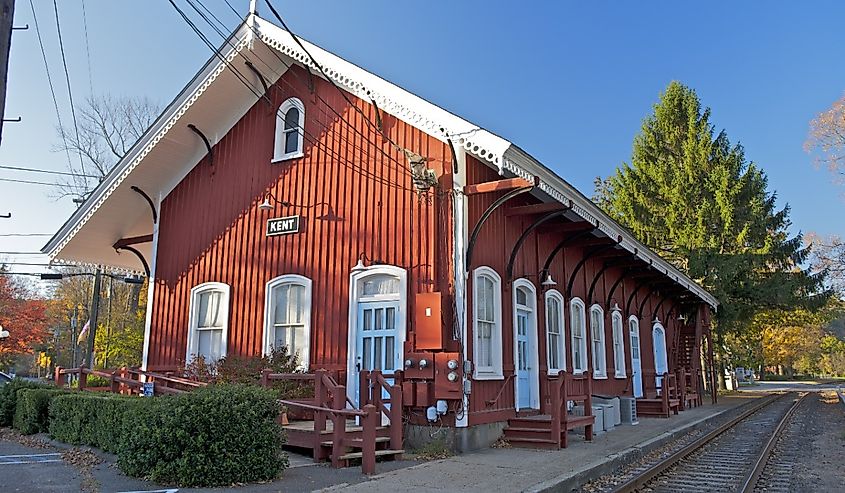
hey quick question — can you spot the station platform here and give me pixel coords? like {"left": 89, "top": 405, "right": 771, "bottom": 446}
{"left": 323, "top": 393, "right": 764, "bottom": 493}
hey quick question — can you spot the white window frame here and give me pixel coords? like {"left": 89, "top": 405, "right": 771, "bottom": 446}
{"left": 611, "top": 309, "right": 626, "bottom": 378}
{"left": 590, "top": 304, "right": 607, "bottom": 379}
{"left": 272, "top": 97, "right": 305, "bottom": 162}
{"left": 186, "top": 282, "right": 230, "bottom": 363}
{"left": 263, "top": 274, "right": 312, "bottom": 370}
{"left": 570, "top": 297, "right": 588, "bottom": 374}
{"left": 473, "top": 266, "right": 503, "bottom": 380}
{"left": 544, "top": 289, "right": 566, "bottom": 375}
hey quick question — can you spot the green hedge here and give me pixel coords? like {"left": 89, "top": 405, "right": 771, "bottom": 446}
{"left": 48, "top": 384, "right": 287, "bottom": 486}
{"left": 119, "top": 384, "right": 287, "bottom": 486}
{"left": 0, "top": 378, "right": 51, "bottom": 427}
{"left": 13, "top": 388, "right": 72, "bottom": 435}
{"left": 49, "top": 393, "right": 142, "bottom": 454}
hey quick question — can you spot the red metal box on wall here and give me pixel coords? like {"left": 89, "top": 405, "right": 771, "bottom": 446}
{"left": 415, "top": 292, "right": 443, "bottom": 350}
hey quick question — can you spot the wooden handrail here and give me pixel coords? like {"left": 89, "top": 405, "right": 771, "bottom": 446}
{"left": 278, "top": 399, "right": 367, "bottom": 417}
{"left": 485, "top": 374, "right": 515, "bottom": 406}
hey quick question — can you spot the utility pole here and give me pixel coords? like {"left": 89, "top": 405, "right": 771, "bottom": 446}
{"left": 0, "top": 0, "right": 15, "bottom": 145}
{"left": 85, "top": 269, "right": 102, "bottom": 367}
{"left": 70, "top": 307, "right": 78, "bottom": 368}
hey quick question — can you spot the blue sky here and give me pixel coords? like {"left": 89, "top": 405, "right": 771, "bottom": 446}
{"left": 2, "top": 1, "right": 845, "bottom": 274}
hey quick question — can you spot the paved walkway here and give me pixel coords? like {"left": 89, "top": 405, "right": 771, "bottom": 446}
{"left": 323, "top": 394, "right": 763, "bottom": 493}
{"left": 0, "top": 393, "right": 764, "bottom": 492}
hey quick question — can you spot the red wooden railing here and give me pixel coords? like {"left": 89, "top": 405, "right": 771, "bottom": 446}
{"left": 548, "top": 370, "right": 593, "bottom": 446}
{"left": 54, "top": 365, "right": 207, "bottom": 395}
{"left": 358, "top": 370, "right": 403, "bottom": 453}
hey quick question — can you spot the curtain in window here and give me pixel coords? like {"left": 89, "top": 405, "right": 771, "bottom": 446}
{"left": 476, "top": 276, "right": 495, "bottom": 368}
{"left": 546, "top": 297, "right": 562, "bottom": 371}
{"left": 571, "top": 305, "right": 585, "bottom": 371}
{"left": 272, "top": 283, "right": 307, "bottom": 358}
{"left": 591, "top": 309, "right": 605, "bottom": 375}
{"left": 283, "top": 107, "right": 300, "bottom": 154}
{"left": 196, "top": 290, "right": 224, "bottom": 361}
{"left": 612, "top": 314, "right": 625, "bottom": 376}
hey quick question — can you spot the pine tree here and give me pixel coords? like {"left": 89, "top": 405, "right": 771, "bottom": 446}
{"left": 597, "top": 81, "right": 830, "bottom": 338}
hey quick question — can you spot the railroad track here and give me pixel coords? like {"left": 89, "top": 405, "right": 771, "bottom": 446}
{"left": 607, "top": 392, "right": 808, "bottom": 493}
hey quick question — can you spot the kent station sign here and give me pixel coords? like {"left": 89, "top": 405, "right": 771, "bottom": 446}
{"left": 266, "top": 215, "right": 300, "bottom": 236}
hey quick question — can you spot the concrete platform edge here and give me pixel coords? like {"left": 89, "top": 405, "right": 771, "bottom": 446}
{"left": 525, "top": 398, "right": 759, "bottom": 493}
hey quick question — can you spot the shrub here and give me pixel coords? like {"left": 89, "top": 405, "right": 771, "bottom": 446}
{"left": 47, "top": 384, "right": 287, "bottom": 486}
{"left": 13, "top": 388, "right": 72, "bottom": 435}
{"left": 48, "top": 393, "right": 143, "bottom": 454}
{"left": 0, "top": 378, "right": 51, "bottom": 426}
{"left": 119, "top": 384, "right": 287, "bottom": 486}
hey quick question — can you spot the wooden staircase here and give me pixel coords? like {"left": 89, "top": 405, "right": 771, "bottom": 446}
{"left": 275, "top": 369, "right": 404, "bottom": 474}
{"left": 503, "top": 371, "right": 594, "bottom": 449}
{"left": 636, "top": 371, "right": 681, "bottom": 418}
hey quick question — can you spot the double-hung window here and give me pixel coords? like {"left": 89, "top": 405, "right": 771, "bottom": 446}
{"left": 570, "top": 298, "right": 587, "bottom": 374}
{"left": 611, "top": 309, "right": 626, "bottom": 378}
{"left": 473, "top": 267, "right": 503, "bottom": 379}
{"left": 590, "top": 304, "right": 607, "bottom": 378}
{"left": 264, "top": 275, "right": 312, "bottom": 370}
{"left": 545, "top": 290, "right": 566, "bottom": 374}
{"left": 273, "top": 97, "right": 305, "bottom": 162}
{"left": 187, "top": 282, "right": 230, "bottom": 363}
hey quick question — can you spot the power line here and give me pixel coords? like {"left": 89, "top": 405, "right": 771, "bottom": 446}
{"left": 0, "top": 252, "right": 48, "bottom": 255}
{"left": 0, "top": 234, "right": 52, "bottom": 237}
{"left": 0, "top": 165, "right": 101, "bottom": 179}
{"left": 220, "top": 0, "right": 411, "bottom": 174}
{"left": 262, "top": 0, "right": 399, "bottom": 148}
{"left": 28, "top": 0, "right": 75, "bottom": 177}
{"left": 52, "top": 0, "right": 91, "bottom": 185}
{"left": 0, "top": 177, "right": 60, "bottom": 187}
{"left": 206, "top": 1, "right": 415, "bottom": 181}
{"left": 0, "top": 262, "right": 74, "bottom": 267}
{"left": 176, "top": 1, "right": 416, "bottom": 192}
{"left": 80, "top": 0, "right": 94, "bottom": 94}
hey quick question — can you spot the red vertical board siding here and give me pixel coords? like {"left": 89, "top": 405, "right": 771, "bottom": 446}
{"left": 464, "top": 155, "right": 692, "bottom": 425}
{"left": 147, "top": 67, "right": 450, "bottom": 372}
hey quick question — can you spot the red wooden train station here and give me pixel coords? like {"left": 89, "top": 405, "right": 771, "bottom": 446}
{"left": 44, "top": 13, "right": 718, "bottom": 461}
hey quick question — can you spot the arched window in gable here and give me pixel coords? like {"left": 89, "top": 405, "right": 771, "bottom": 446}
{"left": 273, "top": 97, "right": 305, "bottom": 162}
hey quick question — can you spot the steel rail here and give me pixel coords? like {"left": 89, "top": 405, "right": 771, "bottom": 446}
{"left": 608, "top": 392, "right": 788, "bottom": 493}
{"left": 739, "top": 392, "right": 809, "bottom": 493}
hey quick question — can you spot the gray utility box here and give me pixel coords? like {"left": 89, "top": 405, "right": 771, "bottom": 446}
{"left": 592, "top": 396, "right": 621, "bottom": 426}
{"left": 619, "top": 396, "right": 638, "bottom": 425}
{"left": 572, "top": 404, "right": 605, "bottom": 434}
{"left": 596, "top": 404, "right": 614, "bottom": 432}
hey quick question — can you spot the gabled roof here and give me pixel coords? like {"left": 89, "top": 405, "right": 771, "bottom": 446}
{"left": 42, "top": 14, "right": 717, "bottom": 308}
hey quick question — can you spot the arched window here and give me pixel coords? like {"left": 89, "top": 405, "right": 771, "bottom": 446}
{"left": 186, "top": 282, "right": 230, "bottom": 363}
{"left": 264, "top": 275, "right": 312, "bottom": 370}
{"left": 473, "top": 267, "right": 503, "bottom": 379}
{"left": 545, "top": 290, "right": 566, "bottom": 374}
{"left": 273, "top": 97, "right": 305, "bottom": 162}
{"left": 570, "top": 298, "right": 587, "bottom": 374}
{"left": 611, "top": 309, "right": 626, "bottom": 378}
{"left": 590, "top": 304, "right": 607, "bottom": 378}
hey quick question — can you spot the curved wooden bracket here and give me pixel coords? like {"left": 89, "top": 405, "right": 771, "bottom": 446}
{"left": 244, "top": 61, "right": 271, "bottom": 107}
{"left": 586, "top": 262, "right": 614, "bottom": 306}
{"left": 187, "top": 124, "right": 213, "bottom": 169}
{"left": 446, "top": 136, "right": 459, "bottom": 174}
{"left": 626, "top": 276, "right": 655, "bottom": 315}
{"left": 114, "top": 245, "right": 151, "bottom": 277}
{"left": 651, "top": 294, "right": 673, "bottom": 322}
{"left": 130, "top": 186, "right": 157, "bottom": 224}
{"left": 605, "top": 265, "right": 649, "bottom": 309}
{"left": 540, "top": 227, "right": 597, "bottom": 279}
{"left": 506, "top": 209, "right": 570, "bottom": 281}
{"left": 566, "top": 242, "right": 619, "bottom": 299}
{"left": 465, "top": 186, "right": 533, "bottom": 270}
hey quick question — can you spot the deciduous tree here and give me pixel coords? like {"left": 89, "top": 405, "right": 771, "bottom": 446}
{"left": 0, "top": 270, "right": 49, "bottom": 369}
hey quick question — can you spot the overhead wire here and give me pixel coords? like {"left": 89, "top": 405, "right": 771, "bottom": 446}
{"left": 0, "top": 234, "right": 53, "bottom": 237}
{"left": 52, "top": 0, "right": 91, "bottom": 187}
{"left": 174, "top": 0, "right": 417, "bottom": 193}
{"left": 0, "top": 177, "right": 61, "bottom": 187}
{"left": 80, "top": 0, "right": 94, "bottom": 94}
{"left": 218, "top": 0, "right": 414, "bottom": 174}
{"left": 0, "top": 165, "right": 101, "bottom": 179}
{"left": 28, "top": 0, "right": 75, "bottom": 179}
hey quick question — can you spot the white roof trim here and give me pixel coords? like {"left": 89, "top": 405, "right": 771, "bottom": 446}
{"left": 43, "top": 14, "right": 716, "bottom": 308}
{"left": 42, "top": 24, "right": 254, "bottom": 262}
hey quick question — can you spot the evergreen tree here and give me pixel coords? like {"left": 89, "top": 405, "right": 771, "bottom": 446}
{"left": 596, "top": 81, "right": 830, "bottom": 339}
